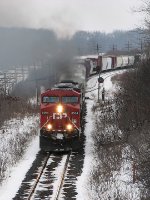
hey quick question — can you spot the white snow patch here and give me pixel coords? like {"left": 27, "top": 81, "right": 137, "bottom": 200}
{"left": 0, "top": 136, "right": 39, "bottom": 200}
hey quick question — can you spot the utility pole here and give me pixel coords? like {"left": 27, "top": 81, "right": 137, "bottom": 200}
{"left": 97, "top": 43, "right": 99, "bottom": 55}
{"left": 34, "top": 65, "right": 38, "bottom": 106}
{"left": 15, "top": 67, "right": 17, "bottom": 84}
{"left": 96, "top": 43, "right": 102, "bottom": 55}
{"left": 112, "top": 44, "right": 117, "bottom": 52}
{"left": 4, "top": 73, "right": 6, "bottom": 96}
{"left": 138, "top": 39, "right": 144, "bottom": 53}
{"left": 98, "top": 75, "right": 100, "bottom": 102}
{"left": 125, "top": 41, "right": 132, "bottom": 52}
{"left": 22, "top": 66, "right": 24, "bottom": 81}
{"left": 125, "top": 41, "right": 132, "bottom": 64}
{"left": 97, "top": 42, "right": 102, "bottom": 103}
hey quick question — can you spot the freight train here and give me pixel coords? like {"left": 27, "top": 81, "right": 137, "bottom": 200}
{"left": 78, "top": 54, "right": 137, "bottom": 76}
{"left": 40, "top": 64, "right": 86, "bottom": 152}
{"left": 39, "top": 54, "right": 138, "bottom": 151}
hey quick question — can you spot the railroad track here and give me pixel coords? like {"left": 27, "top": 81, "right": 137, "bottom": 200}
{"left": 26, "top": 151, "right": 71, "bottom": 200}
{"left": 13, "top": 103, "right": 86, "bottom": 200}
{"left": 13, "top": 150, "right": 84, "bottom": 200}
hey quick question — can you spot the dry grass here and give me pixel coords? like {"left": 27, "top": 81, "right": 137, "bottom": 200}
{"left": 0, "top": 94, "right": 39, "bottom": 127}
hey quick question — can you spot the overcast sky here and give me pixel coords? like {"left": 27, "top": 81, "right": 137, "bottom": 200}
{"left": 0, "top": 0, "right": 144, "bottom": 37}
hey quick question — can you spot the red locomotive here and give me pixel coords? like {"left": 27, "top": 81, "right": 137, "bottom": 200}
{"left": 40, "top": 81, "right": 83, "bottom": 151}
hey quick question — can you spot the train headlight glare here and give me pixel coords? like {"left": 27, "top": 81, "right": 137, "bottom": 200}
{"left": 57, "top": 104, "right": 63, "bottom": 113}
{"left": 66, "top": 124, "right": 73, "bottom": 131}
{"left": 46, "top": 123, "right": 52, "bottom": 130}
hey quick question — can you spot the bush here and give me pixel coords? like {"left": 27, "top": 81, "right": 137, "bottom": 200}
{"left": 87, "top": 61, "right": 150, "bottom": 199}
{"left": 113, "top": 60, "right": 150, "bottom": 191}
{"left": 0, "top": 94, "right": 39, "bottom": 127}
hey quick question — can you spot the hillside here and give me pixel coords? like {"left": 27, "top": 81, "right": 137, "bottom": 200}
{"left": 0, "top": 27, "right": 139, "bottom": 67}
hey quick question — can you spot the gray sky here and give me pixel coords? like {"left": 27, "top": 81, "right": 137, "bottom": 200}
{"left": 0, "top": 0, "right": 144, "bottom": 37}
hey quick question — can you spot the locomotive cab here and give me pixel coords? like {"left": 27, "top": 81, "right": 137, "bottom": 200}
{"left": 40, "top": 88, "right": 82, "bottom": 152}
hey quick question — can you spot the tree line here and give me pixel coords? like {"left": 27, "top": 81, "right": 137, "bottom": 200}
{"left": 0, "top": 27, "right": 141, "bottom": 68}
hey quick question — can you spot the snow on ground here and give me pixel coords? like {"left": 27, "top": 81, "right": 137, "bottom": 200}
{"left": 86, "top": 71, "right": 122, "bottom": 101}
{"left": 0, "top": 137, "right": 39, "bottom": 200}
{"left": 0, "top": 115, "right": 39, "bottom": 200}
{"left": 0, "top": 69, "right": 143, "bottom": 200}
{"left": 77, "top": 71, "right": 119, "bottom": 200}
{"left": 76, "top": 70, "right": 142, "bottom": 200}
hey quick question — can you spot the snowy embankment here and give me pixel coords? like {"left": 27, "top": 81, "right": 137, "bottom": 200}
{"left": 0, "top": 114, "right": 39, "bottom": 200}
{"left": 77, "top": 70, "right": 146, "bottom": 200}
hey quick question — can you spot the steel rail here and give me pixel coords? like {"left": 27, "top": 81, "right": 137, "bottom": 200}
{"left": 27, "top": 152, "right": 50, "bottom": 200}
{"left": 53, "top": 151, "right": 71, "bottom": 200}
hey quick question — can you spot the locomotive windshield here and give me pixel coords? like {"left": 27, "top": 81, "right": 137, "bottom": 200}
{"left": 42, "top": 96, "right": 59, "bottom": 103}
{"left": 62, "top": 96, "right": 78, "bottom": 103}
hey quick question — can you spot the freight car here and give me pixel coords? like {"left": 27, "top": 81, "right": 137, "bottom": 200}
{"left": 82, "top": 54, "right": 135, "bottom": 76}
{"left": 40, "top": 82, "right": 83, "bottom": 152}
{"left": 96, "top": 55, "right": 135, "bottom": 73}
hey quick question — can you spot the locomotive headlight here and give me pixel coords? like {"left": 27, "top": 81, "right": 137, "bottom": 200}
{"left": 46, "top": 123, "right": 52, "bottom": 130}
{"left": 66, "top": 124, "right": 73, "bottom": 131}
{"left": 57, "top": 104, "right": 63, "bottom": 113}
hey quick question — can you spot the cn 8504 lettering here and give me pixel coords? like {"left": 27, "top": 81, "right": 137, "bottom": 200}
{"left": 40, "top": 83, "right": 83, "bottom": 152}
